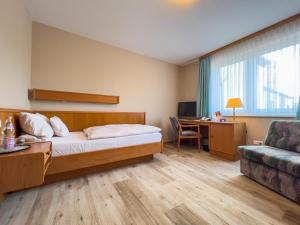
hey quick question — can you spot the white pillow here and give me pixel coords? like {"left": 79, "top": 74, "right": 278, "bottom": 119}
{"left": 19, "top": 112, "right": 54, "bottom": 138}
{"left": 50, "top": 116, "right": 70, "bottom": 137}
{"left": 83, "top": 124, "right": 161, "bottom": 139}
{"left": 35, "top": 113, "right": 50, "bottom": 123}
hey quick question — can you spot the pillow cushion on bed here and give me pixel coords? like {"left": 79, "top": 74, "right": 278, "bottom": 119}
{"left": 35, "top": 113, "right": 50, "bottom": 123}
{"left": 84, "top": 124, "right": 161, "bottom": 140}
{"left": 50, "top": 116, "right": 70, "bottom": 137}
{"left": 19, "top": 112, "right": 54, "bottom": 138}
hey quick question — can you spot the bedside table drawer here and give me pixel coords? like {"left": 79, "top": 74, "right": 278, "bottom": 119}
{"left": 0, "top": 142, "right": 52, "bottom": 193}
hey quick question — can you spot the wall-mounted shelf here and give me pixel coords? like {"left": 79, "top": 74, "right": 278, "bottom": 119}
{"left": 28, "top": 89, "right": 119, "bottom": 104}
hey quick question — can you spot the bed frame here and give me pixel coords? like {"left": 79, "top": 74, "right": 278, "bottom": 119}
{"left": 0, "top": 109, "right": 162, "bottom": 183}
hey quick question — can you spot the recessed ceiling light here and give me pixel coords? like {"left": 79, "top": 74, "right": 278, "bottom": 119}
{"left": 169, "top": 0, "right": 198, "bottom": 7}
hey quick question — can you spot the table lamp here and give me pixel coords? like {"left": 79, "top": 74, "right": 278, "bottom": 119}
{"left": 225, "top": 98, "right": 243, "bottom": 121}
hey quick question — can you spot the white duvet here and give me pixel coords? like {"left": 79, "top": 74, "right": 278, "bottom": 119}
{"left": 84, "top": 124, "right": 161, "bottom": 140}
{"left": 50, "top": 131, "right": 162, "bottom": 156}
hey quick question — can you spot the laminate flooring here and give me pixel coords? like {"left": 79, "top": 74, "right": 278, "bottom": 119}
{"left": 1, "top": 144, "right": 300, "bottom": 225}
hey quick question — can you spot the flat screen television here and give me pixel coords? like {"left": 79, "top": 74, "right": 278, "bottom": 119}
{"left": 178, "top": 101, "right": 196, "bottom": 118}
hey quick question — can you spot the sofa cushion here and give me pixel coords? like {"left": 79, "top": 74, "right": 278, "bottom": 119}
{"left": 265, "top": 121, "right": 300, "bottom": 153}
{"left": 238, "top": 145, "right": 300, "bottom": 178}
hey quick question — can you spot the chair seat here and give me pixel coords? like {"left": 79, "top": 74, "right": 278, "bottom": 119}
{"left": 181, "top": 130, "right": 198, "bottom": 136}
{"left": 169, "top": 117, "right": 200, "bottom": 150}
{"left": 238, "top": 145, "right": 300, "bottom": 178}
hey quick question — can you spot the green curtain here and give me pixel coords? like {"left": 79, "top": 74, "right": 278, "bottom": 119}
{"left": 197, "top": 56, "right": 211, "bottom": 118}
{"left": 297, "top": 95, "right": 300, "bottom": 120}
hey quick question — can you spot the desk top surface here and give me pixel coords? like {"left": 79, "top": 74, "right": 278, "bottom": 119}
{"left": 179, "top": 119, "right": 245, "bottom": 125}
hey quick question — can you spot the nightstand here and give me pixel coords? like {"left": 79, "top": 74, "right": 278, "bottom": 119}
{"left": 0, "top": 142, "right": 52, "bottom": 194}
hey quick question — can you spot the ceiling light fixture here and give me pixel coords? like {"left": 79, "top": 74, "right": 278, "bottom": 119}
{"left": 169, "top": 0, "right": 198, "bottom": 7}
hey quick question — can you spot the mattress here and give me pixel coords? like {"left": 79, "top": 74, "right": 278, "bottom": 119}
{"left": 50, "top": 131, "right": 162, "bottom": 157}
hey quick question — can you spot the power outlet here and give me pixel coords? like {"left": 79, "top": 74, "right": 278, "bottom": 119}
{"left": 253, "top": 140, "right": 263, "bottom": 145}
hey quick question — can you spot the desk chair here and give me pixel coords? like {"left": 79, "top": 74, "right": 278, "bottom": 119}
{"left": 169, "top": 117, "right": 201, "bottom": 151}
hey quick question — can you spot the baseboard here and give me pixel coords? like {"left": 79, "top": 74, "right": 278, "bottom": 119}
{"left": 210, "top": 149, "right": 238, "bottom": 161}
{"left": 44, "top": 154, "right": 153, "bottom": 184}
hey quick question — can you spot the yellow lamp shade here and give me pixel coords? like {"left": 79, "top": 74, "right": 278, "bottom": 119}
{"left": 225, "top": 98, "right": 244, "bottom": 108}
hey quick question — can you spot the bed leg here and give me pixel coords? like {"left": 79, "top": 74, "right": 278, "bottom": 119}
{"left": 0, "top": 193, "right": 5, "bottom": 202}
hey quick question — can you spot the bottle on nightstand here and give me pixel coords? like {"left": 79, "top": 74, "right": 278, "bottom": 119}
{"left": 0, "top": 120, "right": 3, "bottom": 146}
{"left": 3, "top": 116, "right": 15, "bottom": 149}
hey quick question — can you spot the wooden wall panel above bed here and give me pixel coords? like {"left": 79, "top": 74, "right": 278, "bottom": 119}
{"left": 39, "top": 111, "right": 146, "bottom": 131}
{"left": 0, "top": 109, "right": 145, "bottom": 133}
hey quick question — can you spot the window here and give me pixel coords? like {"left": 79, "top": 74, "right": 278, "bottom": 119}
{"left": 209, "top": 19, "right": 300, "bottom": 117}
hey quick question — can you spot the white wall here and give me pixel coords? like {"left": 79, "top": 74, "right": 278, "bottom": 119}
{"left": 0, "top": 0, "right": 32, "bottom": 109}
{"left": 31, "top": 23, "right": 179, "bottom": 141}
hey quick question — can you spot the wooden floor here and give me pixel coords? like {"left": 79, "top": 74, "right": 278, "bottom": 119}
{"left": 1, "top": 144, "right": 300, "bottom": 225}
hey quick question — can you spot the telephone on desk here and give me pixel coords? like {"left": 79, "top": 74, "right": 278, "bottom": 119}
{"left": 180, "top": 117, "right": 211, "bottom": 122}
{"left": 193, "top": 117, "right": 211, "bottom": 121}
{"left": 200, "top": 117, "right": 211, "bottom": 121}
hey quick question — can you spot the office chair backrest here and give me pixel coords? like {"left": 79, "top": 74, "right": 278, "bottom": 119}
{"left": 169, "top": 117, "right": 179, "bottom": 135}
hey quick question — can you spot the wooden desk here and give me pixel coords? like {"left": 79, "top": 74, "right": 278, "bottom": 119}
{"left": 179, "top": 119, "right": 246, "bottom": 161}
{"left": 0, "top": 142, "right": 52, "bottom": 194}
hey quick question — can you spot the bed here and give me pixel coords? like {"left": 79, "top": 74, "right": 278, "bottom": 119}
{"left": 0, "top": 109, "right": 163, "bottom": 184}
{"left": 51, "top": 131, "right": 162, "bottom": 157}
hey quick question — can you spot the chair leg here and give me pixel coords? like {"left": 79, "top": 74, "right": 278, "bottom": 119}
{"left": 197, "top": 137, "right": 201, "bottom": 151}
{"left": 177, "top": 137, "right": 180, "bottom": 151}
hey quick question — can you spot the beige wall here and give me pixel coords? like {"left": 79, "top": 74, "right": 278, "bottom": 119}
{"left": 31, "top": 23, "right": 179, "bottom": 141}
{"left": 1, "top": 2, "right": 294, "bottom": 144}
{"left": 178, "top": 62, "right": 198, "bottom": 102}
{"left": 178, "top": 62, "right": 294, "bottom": 144}
{"left": 0, "top": 0, "right": 32, "bottom": 109}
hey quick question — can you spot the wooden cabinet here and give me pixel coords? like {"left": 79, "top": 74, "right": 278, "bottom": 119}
{"left": 209, "top": 123, "right": 246, "bottom": 160}
{"left": 0, "top": 142, "right": 52, "bottom": 193}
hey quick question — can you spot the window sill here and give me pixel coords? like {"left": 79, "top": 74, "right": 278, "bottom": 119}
{"left": 224, "top": 115, "right": 295, "bottom": 119}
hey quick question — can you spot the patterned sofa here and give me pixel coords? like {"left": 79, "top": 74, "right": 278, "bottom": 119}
{"left": 238, "top": 121, "right": 300, "bottom": 204}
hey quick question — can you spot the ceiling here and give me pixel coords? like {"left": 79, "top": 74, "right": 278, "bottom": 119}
{"left": 23, "top": 0, "right": 300, "bottom": 65}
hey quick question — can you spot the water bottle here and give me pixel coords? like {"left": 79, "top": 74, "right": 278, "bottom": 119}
{"left": 3, "top": 116, "right": 15, "bottom": 149}
{"left": 0, "top": 120, "right": 3, "bottom": 146}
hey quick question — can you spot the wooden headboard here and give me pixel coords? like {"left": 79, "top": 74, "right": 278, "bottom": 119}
{"left": 0, "top": 108, "right": 145, "bottom": 134}
{"left": 39, "top": 111, "right": 145, "bottom": 131}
